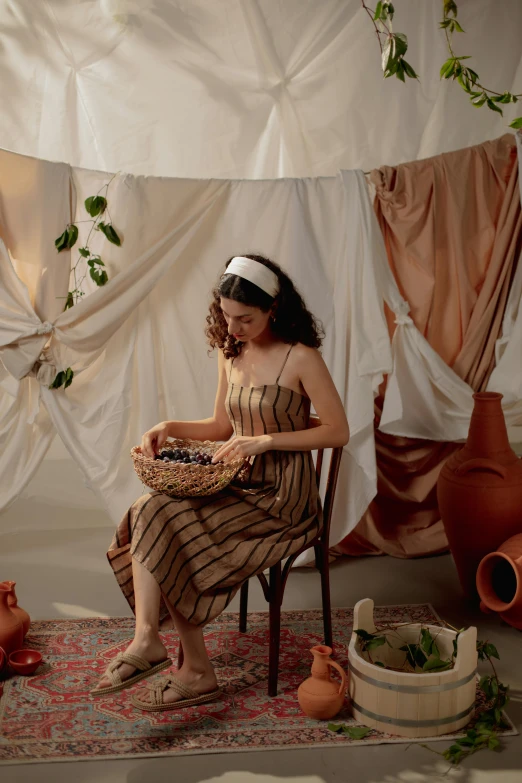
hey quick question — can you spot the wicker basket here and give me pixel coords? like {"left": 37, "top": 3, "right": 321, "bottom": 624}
{"left": 131, "top": 438, "right": 247, "bottom": 498}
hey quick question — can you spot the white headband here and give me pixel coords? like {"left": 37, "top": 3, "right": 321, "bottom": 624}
{"left": 223, "top": 256, "right": 279, "bottom": 298}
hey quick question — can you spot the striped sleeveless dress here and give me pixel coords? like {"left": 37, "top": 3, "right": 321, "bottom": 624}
{"left": 107, "top": 346, "right": 321, "bottom": 627}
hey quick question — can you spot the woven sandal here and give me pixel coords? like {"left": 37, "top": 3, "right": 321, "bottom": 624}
{"left": 90, "top": 652, "right": 172, "bottom": 696}
{"left": 130, "top": 674, "right": 222, "bottom": 712}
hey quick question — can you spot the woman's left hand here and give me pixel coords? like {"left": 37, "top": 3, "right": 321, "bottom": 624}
{"left": 213, "top": 434, "right": 272, "bottom": 464}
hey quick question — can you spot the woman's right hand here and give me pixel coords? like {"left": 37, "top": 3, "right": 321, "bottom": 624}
{"left": 140, "top": 421, "right": 170, "bottom": 458}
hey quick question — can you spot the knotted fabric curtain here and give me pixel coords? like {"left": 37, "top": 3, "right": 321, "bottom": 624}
{"left": 0, "top": 150, "right": 391, "bottom": 566}
{"left": 339, "top": 133, "right": 522, "bottom": 558}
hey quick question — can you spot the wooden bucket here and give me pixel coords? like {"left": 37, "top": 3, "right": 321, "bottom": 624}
{"left": 348, "top": 598, "right": 477, "bottom": 738}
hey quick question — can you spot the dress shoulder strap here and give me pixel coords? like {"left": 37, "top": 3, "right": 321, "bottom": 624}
{"left": 227, "top": 355, "right": 236, "bottom": 383}
{"left": 275, "top": 345, "right": 294, "bottom": 384}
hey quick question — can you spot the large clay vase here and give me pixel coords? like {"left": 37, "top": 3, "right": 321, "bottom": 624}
{"left": 0, "top": 585, "right": 24, "bottom": 655}
{"left": 438, "top": 392, "right": 522, "bottom": 599}
{"left": 0, "top": 582, "right": 30, "bottom": 638}
{"left": 297, "top": 645, "right": 348, "bottom": 720}
{"left": 476, "top": 534, "right": 522, "bottom": 630}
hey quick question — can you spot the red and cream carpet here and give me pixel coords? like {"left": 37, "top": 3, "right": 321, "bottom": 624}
{"left": 0, "top": 604, "right": 516, "bottom": 764}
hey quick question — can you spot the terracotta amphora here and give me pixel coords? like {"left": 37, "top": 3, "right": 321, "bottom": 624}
{"left": 438, "top": 393, "right": 522, "bottom": 599}
{"left": 0, "top": 581, "right": 30, "bottom": 637}
{"left": 298, "top": 645, "right": 348, "bottom": 720}
{"left": 0, "top": 585, "right": 24, "bottom": 655}
{"left": 476, "top": 533, "right": 522, "bottom": 630}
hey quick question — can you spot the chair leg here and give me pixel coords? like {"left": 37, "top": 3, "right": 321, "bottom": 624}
{"left": 315, "top": 542, "right": 333, "bottom": 649}
{"left": 268, "top": 562, "right": 282, "bottom": 697}
{"left": 239, "top": 580, "right": 249, "bottom": 633}
{"left": 177, "top": 641, "right": 184, "bottom": 670}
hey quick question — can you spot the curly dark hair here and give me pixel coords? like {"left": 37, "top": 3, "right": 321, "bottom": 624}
{"left": 205, "top": 254, "right": 324, "bottom": 359}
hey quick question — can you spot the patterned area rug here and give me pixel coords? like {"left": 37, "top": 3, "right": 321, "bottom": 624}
{"left": 0, "top": 604, "right": 516, "bottom": 764}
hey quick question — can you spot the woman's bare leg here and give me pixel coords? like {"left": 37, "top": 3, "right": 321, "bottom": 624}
{"left": 94, "top": 557, "right": 168, "bottom": 690}
{"left": 134, "top": 596, "right": 218, "bottom": 705}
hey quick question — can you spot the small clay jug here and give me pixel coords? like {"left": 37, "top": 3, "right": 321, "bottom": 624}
{"left": 0, "top": 585, "right": 24, "bottom": 655}
{"left": 0, "top": 582, "right": 30, "bottom": 638}
{"left": 298, "top": 645, "right": 348, "bottom": 720}
{"left": 476, "top": 533, "right": 522, "bottom": 630}
{"left": 438, "top": 392, "right": 522, "bottom": 599}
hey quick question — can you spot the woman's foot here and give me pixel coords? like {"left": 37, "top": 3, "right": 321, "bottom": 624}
{"left": 133, "top": 663, "right": 218, "bottom": 706}
{"left": 93, "top": 635, "right": 168, "bottom": 692}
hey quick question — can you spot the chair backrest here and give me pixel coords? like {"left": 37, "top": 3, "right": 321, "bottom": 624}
{"left": 309, "top": 414, "right": 343, "bottom": 544}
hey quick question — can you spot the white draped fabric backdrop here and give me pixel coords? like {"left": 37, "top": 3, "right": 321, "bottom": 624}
{"left": 1, "top": 0, "right": 522, "bottom": 561}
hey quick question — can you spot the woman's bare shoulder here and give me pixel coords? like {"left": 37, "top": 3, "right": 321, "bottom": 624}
{"left": 290, "top": 343, "right": 323, "bottom": 366}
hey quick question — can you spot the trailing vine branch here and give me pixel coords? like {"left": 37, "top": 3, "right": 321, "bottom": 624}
{"left": 50, "top": 173, "right": 122, "bottom": 390}
{"left": 360, "top": 1, "right": 417, "bottom": 82}
{"left": 439, "top": 1, "right": 521, "bottom": 127}
{"left": 361, "top": 0, "right": 522, "bottom": 129}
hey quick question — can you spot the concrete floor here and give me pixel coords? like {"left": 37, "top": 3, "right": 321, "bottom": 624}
{"left": 1, "top": 528, "right": 521, "bottom": 783}
{"left": 1, "top": 441, "right": 521, "bottom": 782}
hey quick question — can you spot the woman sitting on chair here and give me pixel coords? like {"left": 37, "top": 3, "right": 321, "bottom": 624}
{"left": 92, "top": 253, "right": 349, "bottom": 710}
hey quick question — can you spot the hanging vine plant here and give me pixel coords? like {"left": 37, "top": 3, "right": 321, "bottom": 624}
{"left": 361, "top": 0, "right": 522, "bottom": 129}
{"left": 51, "top": 174, "right": 122, "bottom": 390}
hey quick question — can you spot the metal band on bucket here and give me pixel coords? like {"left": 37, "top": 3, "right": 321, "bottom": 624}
{"left": 349, "top": 661, "right": 477, "bottom": 694}
{"left": 351, "top": 700, "right": 474, "bottom": 728}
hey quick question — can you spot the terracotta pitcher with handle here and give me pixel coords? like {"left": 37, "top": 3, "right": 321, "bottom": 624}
{"left": 0, "top": 582, "right": 30, "bottom": 637}
{"left": 0, "top": 584, "right": 24, "bottom": 655}
{"left": 298, "top": 645, "right": 348, "bottom": 720}
{"left": 438, "top": 392, "right": 522, "bottom": 599}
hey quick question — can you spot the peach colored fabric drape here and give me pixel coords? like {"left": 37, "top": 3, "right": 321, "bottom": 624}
{"left": 339, "top": 134, "right": 522, "bottom": 558}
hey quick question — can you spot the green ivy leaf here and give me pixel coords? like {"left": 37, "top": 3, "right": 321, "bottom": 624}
{"left": 354, "top": 629, "right": 376, "bottom": 641}
{"left": 49, "top": 371, "right": 66, "bottom": 389}
{"left": 486, "top": 98, "right": 504, "bottom": 115}
{"left": 485, "top": 643, "right": 500, "bottom": 660}
{"left": 64, "top": 367, "right": 74, "bottom": 389}
{"left": 382, "top": 38, "right": 393, "bottom": 74}
{"left": 440, "top": 58, "right": 456, "bottom": 79}
{"left": 98, "top": 222, "right": 121, "bottom": 246}
{"left": 373, "top": 1, "right": 383, "bottom": 21}
{"left": 493, "top": 93, "right": 513, "bottom": 104}
{"left": 402, "top": 60, "right": 417, "bottom": 79}
{"left": 479, "top": 673, "right": 492, "bottom": 691}
{"left": 85, "top": 195, "right": 107, "bottom": 217}
{"left": 420, "top": 628, "right": 439, "bottom": 657}
{"left": 90, "top": 266, "right": 109, "bottom": 286}
{"left": 64, "top": 291, "right": 75, "bottom": 311}
{"left": 401, "top": 60, "right": 417, "bottom": 79}
{"left": 423, "top": 657, "right": 453, "bottom": 672}
{"left": 55, "top": 225, "right": 78, "bottom": 251}
{"left": 366, "top": 636, "right": 386, "bottom": 651}
{"left": 472, "top": 93, "right": 487, "bottom": 107}
{"left": 79, "top": 247, "right": 90, "bottom": 258}
{"left": 452, "top": 19, "right": 465, "bottom": 33}
{"left": 87, "top": 255, "right": 104, "bottom": 267}
{"left": 509, "top": 116, "right": 522, "bottom": 129}
{"left": 444, "top": 0, "right": 458, "bottom": 18}
{"left": 55, "top": 229, "right": 69, "bottom": 252}
{"left": 67, "top": 225, "right": 78, "bottom": 248}
{"left": 343, "top": 725, "right": 372, "bottom": 740}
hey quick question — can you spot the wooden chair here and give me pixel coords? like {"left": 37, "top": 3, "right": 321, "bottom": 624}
{"left": 178, "top": 416, "right": 344, "bottom": 698}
